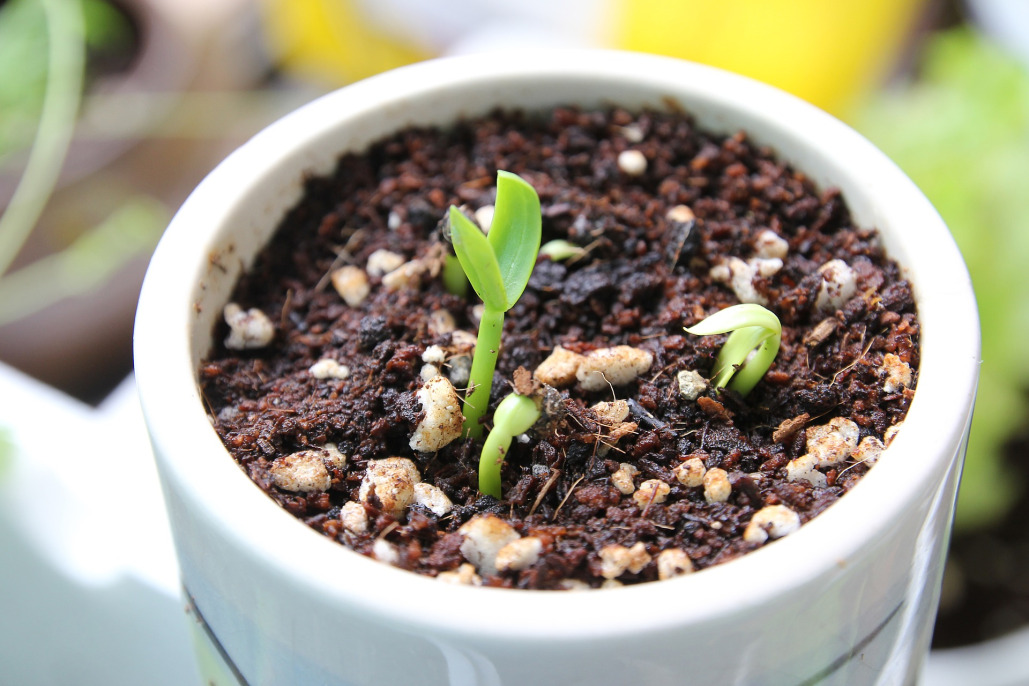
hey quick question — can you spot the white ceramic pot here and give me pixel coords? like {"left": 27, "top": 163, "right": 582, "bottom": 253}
{"left": 134, "top": 51, "right": 979, "bottom": 686}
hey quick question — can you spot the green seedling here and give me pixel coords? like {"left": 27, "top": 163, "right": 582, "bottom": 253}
{"left": 685, "top": 303, "right": 781, "bottom": 397}
{"left": 478, "top": 392, "right": 541, "bottom": 498}
{"left": 448, "top": 170, "right": 541, "bottom": 438}
{"left": 441, "top": 253, "right": 469, "bottom": 297}
{"left": 539, "top": 239, "right": 585, "bottom": 262}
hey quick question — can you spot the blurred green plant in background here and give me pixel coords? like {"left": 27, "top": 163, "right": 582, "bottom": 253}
{"left": 0, "top": 0, "right": 134, "bottom": 161}
{"left": 0, "top": 0, "right": 166, "bottom": 328}
{"left": 854, "top": 27, "right": 1029, "bottom": 530}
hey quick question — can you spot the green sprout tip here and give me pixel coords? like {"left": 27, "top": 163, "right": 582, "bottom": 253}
{"left": 684, "top": 303, "right": 781, "bottom": 397}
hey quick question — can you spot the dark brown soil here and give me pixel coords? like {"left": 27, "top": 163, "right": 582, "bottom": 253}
{"left": 198, "top": 106, "right": 918, "bottom": 589}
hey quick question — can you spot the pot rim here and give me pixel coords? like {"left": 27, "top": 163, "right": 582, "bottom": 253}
{"left": 135, "top": 49, "right": 979, "bottom": 641}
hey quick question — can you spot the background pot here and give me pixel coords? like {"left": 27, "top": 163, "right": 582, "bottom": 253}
{"left": 135, "top": 51, "right": 979, "bottom": 685}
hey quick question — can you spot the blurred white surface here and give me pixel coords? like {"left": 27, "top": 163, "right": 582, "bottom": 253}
{"left": 0, "top": 363, "right": 198, "bottom": 685}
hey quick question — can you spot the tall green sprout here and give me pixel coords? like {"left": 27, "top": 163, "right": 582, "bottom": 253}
{"left": 448, "top": 171, "right": 541, "bottom": 438}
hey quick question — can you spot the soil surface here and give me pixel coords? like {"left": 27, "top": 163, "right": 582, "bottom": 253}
{"left": 199, "top": 106, "right": 919, "bottom": 589}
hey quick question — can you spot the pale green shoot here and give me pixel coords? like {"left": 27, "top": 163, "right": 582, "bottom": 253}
{"left": 539, "top": 239, "right": 585, "bottom": 262}
{"left": 685, "top": 303, "right": 781, "bottom": 396}
{"left": 478, "top": 392, "right": 541, "bottom": 498}
{"left": 449, "top": 170, "right": 541, "bottom": 437}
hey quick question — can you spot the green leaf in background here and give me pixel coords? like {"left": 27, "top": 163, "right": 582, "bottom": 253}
{"left": 852, "top": 27, "right": 1029, "bottom": 530}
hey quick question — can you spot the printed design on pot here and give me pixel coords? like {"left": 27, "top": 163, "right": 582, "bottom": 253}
{"left": 197, "top": 105, "right": 919, "bottom": 590}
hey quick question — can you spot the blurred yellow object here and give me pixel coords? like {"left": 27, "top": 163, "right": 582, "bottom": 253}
{"left": 260, "top": 0, "right": 927, "bottom": 114}
{"left": 616, "top": 0, "right": 927, "bottom": 114}
{"left": 260, "top": 0, "right": 429, "bottom": 85}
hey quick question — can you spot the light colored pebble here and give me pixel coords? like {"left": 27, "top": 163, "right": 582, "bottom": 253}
{"left": 436, "top": 563, "right": 482, "bottom": 586}
{"left": 611, "top": 463, "right": 638, "bottom": 495}
{"left": 366, "top": 249, "right": 406, "bottom": 277}
{"left": 785, "top": 453, "right": 827, "bottom": 487}
{"left": 373, "top": 538, "right": 399, "bottom": 565}
{"left": 676, "top": 369, "right": 708, "bottom": 401}
{"left": 269, "top": 448, "right": 336, "bottom": 493}
{"left": 674, "top": 457, "right": 707, "bottom": 488}
{"left": 340, "top": 501, "right": 368, "bottom": 534}
{"left": 599, "top": 542, "right": 651, "bottom": 579}
{"left": 419, "top": 363, "right": 440, "bottom": 382}
{"left": 387, "top": 210, "right": 402, "bottom": 230}
{"left": 459, "top": 515, "right": 521, "bottom": 576}
{"left": 422, "top": 344, "right": 447, "bottom": 365}
{"left": 617, "top": 149, "right": 648, "bottom": 176}
{"left": 710, "top": 257, "right": 768, "bottom": 306}
{"left": 806, "top": 417, "right": 860, "bottom": 468}
{"left": 359, "top": 457, "right": 420, "bottom": 518}
{"left": 709, "top": 263, "right": 731, "bottom": 282}
{"left": 495, "top": 537, "right": 543, "bottom": 572}
{"left": 381, "top": 260, "right": 424, "bottom": 291}
{"left": 450, "top": 329, "right": 478, "bottom": 351}
{"left": 413, "top": 482, "right": 454, "bottom": 517}
{"left": 754, "top": 229, "right": 789, "bottom": 260}
{"left": 471, "top": 303, "right": 485, "bottom": 325}
{"left": 592, "top": 399, "right": 631, "bottom": 425}
{"left": 882, "top": 353, "right": 913, "bottom": 393}
{"left": 475, "top": 204, "right": 495, "bottom": 233}
{"left": 601, "top": 579, "right": 624, "bottom": 589}
{"left": 703, "top": 467, "right": 731, "bottom": 503}
{"left": 558, "top": 578, "right": 592, "bottom": 591}
{"left": 576, "top": 346, "right": 654, "bottom": 391}
{"left": 884, "top": 422, "right": 903, "bottom": 447}
{"left": 743, "top": 505, "right": 801, "bottom": 544}
{"left": 330, "top": 265, "right": 370, "bottom": 306}
{"left": 666, "top": 204, "right": 695, "bottom": 223}
{"left": 656, "top": 549, "right": 695, "bottom": 580}
{"left": 533, "top": 346, "right": 585, "bottom": 388}
{"left": 309, "top": 358, "right": 350, "bottom": 380}
{"left": 815, "top": 259, "right": 857, "bottom": 312}
{"left": 446, "top": 355, "right": 472, "bottom": 387}
{"left": 410, "top": 376, "right": 465, "bottom": 453}
{"left": 753, "top": 257, "right": 784, "bottom": 278}
{"left": 428, "top": 309, "right": 457, "bottom": 336}
{"left": 223, "top": 303, "right": 275, "bottom": 350}
{"left": 621, "top": 124, "right": 644, "bottom": 143}
{"left": 853, "top": 436, "right": 885, "bottom": 466}
{"left": 633, "top": 479, "right": 671, "bottom": 509}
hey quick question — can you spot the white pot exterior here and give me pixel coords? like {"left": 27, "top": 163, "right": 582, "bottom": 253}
{"left": 134, "top": 51, "right": 979, "bottom": 686}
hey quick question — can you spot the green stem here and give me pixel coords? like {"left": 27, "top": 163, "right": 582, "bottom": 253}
{"left": 463, "top": 305, "right": 504, "bottom": 438}
{"left": 479, "top": 393, "right": 541, "bottom": 498}
{"left": 0, "top": 0, "right": 84, "bottom": 278}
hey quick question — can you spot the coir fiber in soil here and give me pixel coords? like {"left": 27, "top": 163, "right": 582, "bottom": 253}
{"left": 199, "top": 107, "right": 918, "bottom": 589}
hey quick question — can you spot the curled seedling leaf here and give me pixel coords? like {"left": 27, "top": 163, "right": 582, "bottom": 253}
{"left": 685, "top": 303, "right": 781, "bottom": 397}
{"left": 478, "top": 392, "right": 541, "bottom": 498}
{"left": 449, "top": 170, "right": 541, "bottom": 438}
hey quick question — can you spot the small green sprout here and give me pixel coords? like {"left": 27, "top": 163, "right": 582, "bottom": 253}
{"left": 684, "top": 303, "right": 781, "bottom": 397}
{"left": 441, "top": 253, "right": 469, "bottom": 297}
{"left": 539, "top": 239, "right": 585, "bottom": 262}
{"left": 448, "top": 170, "right": 541, "bottom": 438}
{"left": 478, "top": 392, "right": 541, "bottom": 498}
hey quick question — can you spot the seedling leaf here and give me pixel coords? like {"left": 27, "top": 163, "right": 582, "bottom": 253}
{"left": 487, "top": 170, "right": 542, "bottom": 307}
{"left": 449, "top": 205, "right": 506, "bottom": 311}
